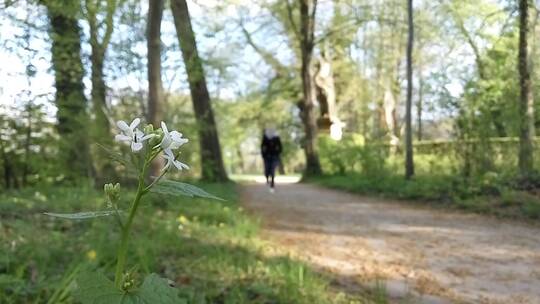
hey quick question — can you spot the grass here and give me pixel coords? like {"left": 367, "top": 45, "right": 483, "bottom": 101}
{"left": 0, "top": 182, "right": 375, "bottom": 303}
{"left": 308, "top": 173, "right": 540, "bottom": 220}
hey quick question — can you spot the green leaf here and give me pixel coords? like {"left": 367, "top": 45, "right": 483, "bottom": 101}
{"left": 44, "top": 210, "right": 120, "bottom": 220}
{"left": 75, "top": 272, "right": 124, "bottom": 304}
{"left": 75, "top": 272, "right": 181, "bottom": 304}
{"left": 150, "top": 180, "right": 224, "bottom": 201}
{"left": 137, "top": 274, "right": 182, "bottom": 304}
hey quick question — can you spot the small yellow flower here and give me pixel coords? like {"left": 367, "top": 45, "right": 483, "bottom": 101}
{"left": 176, "top": 215, "right": 189, "bottom": 225}
{"left": 218, "top": 222, "right": 225, "bottom": 228}
{"left": 86, "top": 250, "right": 97, "bottom": 261}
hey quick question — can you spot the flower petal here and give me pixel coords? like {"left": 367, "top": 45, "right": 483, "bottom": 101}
{"left": 172, "top": 160, "right": 183, "bottom": 170}
{"left": 134, "top": 129, "right": 145, "bottom": 139}
{"left": 140, "top": 134, "right": 156, "bottom": 141}
{"left": 117, "top": 120, "right": 130, "bottom": 131}
{"left": 115, "top": 134, "right": 131, "bottom": 142}
{"left": 131, "top": 142, "right": 143, "bottom": 152}
{"left": 160, "top": 121, "right": 168, "bottom": 134}
{"left": 160, "top": 134, "right": 172, "bottom": 150}
{"left": 170, "top": 131, "right": 183, "bottom": 141}
{"left": 173, "top": 160, "right": 189, "bottom": 170}
{"left": 163, "top": 148, "right": 175, "bottom": 158}
{"left": 130, "top": 118, "right": 141, "bottom": 129}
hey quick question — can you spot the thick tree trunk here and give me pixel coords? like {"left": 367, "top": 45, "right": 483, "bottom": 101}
{"left": 518, "top": 0, "right": 535, "bottom": 175}
{"left": 405, "top": 0, "right": 415, "bottom": 179}
{"left": 90, "top": 49, "right": 116, "bottom": 181}
{"left": 90, "top": 51, "right": 110, "bottom": 137}
{"left": 147, "top": 0, "right": 165, "bottom": 177}
{"left": 147, "top": 0, "right": 164, "bottom": 128}
{"left": 46, "top": 5, "right": 92, "bottom": 181}
{"left": 299, "top": 0, "right": 322, "bottom": 176}
{"left": 170, "top": 0, "right": 228, "bottom": 182}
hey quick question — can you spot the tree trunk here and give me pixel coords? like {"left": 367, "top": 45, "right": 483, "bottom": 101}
{"left": 299, "top": 0, "right": 322, "bottom": 176}
{"left": 90, "top": 49, "right": 116, "bottom": 181}
{"left": 84, "top": 0, "right": 120, "bottom": 182}
{"left": 46, "top": 4, "right": 92, "bottom": 181}
{"left": 405, "top": 0, "right": 415, "bottom": 179}
{"left": 90, "top": 50, "right": 110, "bottom": 139}
{"left": 147, "top": 0, "right": 165, "bottom": 177}
{"left": 147, "top": 0, "right": 164, "bottom": 128}
{"left": 518, "top": 0, "right": 535, "bottom": 176}
{"left": 170, "top": 0, "right": 228, "bottom": 182}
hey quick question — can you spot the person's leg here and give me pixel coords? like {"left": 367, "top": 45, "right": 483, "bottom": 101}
{"left": 270, "top": 157, "right": 277, "bottom": 188}
{"left": 263, "top": 157, "right": 270, "bottom": 184}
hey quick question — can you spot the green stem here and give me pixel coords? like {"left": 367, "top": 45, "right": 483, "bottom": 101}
{"left": 143, "top": 168, "right": 168, "bottom": 193}
{"left": 113, "top": 162, "right": 148, "bottom": 288}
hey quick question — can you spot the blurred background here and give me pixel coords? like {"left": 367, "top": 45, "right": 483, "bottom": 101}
{"left": 2, "top": 0, "right": 539, "bottom": 188}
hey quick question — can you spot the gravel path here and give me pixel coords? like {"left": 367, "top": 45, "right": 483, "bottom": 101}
{"left": 240, "top": 180, "right": 540, "bottom": 304}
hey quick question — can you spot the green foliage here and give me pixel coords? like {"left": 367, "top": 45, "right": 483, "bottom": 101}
{"left": 75, "top": 272, "right": 180, "bottom": 304}
{"left": 311, "top": 170, "right": 540, "bottom": 220}
{"left": 44, "top": 210, "right": 120, "bottom": 220}
{"left": 46, "top": 1, "right": 92, "bottom": 182}
{"left": 0, "top": 184, "right": 360, "bottom": 303}
{"left": 319, "top": 134, "right": 387, "bottom": 176}
{"left": 150, "top": 180, "right": 224, "bottom": 201}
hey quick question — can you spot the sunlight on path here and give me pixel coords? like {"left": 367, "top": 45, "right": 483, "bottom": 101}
{"left": 230, "top": 174, "right": 301, "bottom": 184}
{"left": 240, "top": 183, "right": 540, "bottom": 304}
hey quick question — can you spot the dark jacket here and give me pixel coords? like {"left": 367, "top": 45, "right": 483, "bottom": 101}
{"left": 261, "top": 135, "right": 282, "bottom": 159}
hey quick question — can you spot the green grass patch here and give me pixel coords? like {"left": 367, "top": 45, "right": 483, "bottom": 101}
{"left": 0, "top": 183, "right": 370, "bottom": 303}
{"left": 308, "top": 173, "right": 540, "bottom": 220}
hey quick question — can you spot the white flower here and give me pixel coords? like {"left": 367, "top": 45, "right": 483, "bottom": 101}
{"left": 115, "top": 118, "right": 154, "bottom": 152}
{"left": 159, "top": 121, "right": 189, "bottom": 152}
{"left": 162, "top": 149, "right": 189, "bottom": 171}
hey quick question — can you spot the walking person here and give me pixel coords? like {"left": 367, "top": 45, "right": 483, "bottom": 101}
{"left": 261, "top": 128, "right": 282, "bottom": 193}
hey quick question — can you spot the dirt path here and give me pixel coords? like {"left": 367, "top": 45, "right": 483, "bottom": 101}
{"left": 240, "top": 180, "right": 540, "bottom": 304}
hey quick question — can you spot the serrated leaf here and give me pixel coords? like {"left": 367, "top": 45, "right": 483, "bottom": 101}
{"left": 137, "top": 274, "right": 182, "bottom": 304}
{"left": 75, "top": 272, "right": 125, "bottom": 304}
{"left": 150, "top": 180, "right": 224, "bottom": 201}
{"left": 75, "top": 272, "right": 181, "bottom": 304}
{"left": 44, "top": 210, "right": 120, "bottom": 220}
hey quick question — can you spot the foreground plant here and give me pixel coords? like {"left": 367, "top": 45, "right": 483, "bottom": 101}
{"left": 45, "top": 118, "right": 222, "bottom": 303}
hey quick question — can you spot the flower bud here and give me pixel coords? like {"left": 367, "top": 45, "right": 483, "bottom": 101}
{"left": 121, "top": 272, "right": 136, "bottom": 291}
{"left": 143, "top": 124, "right": 154, "bottom": 134}
{"left": 104, "top": 182, "right": 121, "bottom": 203}
{"left": 149, "top": 128, "right": 163, "bottom": 147}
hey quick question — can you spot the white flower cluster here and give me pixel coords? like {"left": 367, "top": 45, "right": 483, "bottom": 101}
{"left": 115, "top": 118, "right": 189, "bottom": 171}
{"left": 115, "top": 118, "right": 153, "bottom": 152}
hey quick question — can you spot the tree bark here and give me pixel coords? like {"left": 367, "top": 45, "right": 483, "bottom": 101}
{"left": 298, "top": 0, "right": 322, "bottom": 176}
{"left": 147, "top": 0, "right": 164, "bottom": 128}
{"left": 147, "top": 0, "right": 165, "bottom": 177}
{"left": 170, "top": 0, "right": 228, "bottom": 182}
{"left": 46, "top": 3, "right": 92, "bottom": 181}
{"left": 405, "top": 0, "right": 415, "bottom": 179}
{"left": 518, "top": 0, "right": 535, "bottom": 176}
{"left": 85, "top": 0, "right": 121, "bottom": 182}
{"left": 90, "top": 49, "right": 110, "bottom": 140}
